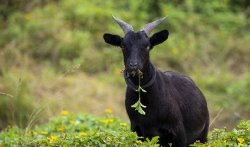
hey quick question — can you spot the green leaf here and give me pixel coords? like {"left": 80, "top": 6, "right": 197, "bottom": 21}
{"left": 138, "top": 106, "right": 146, "bottom": 115}
{"left": 140, "top": 87, "right": 147, "bottom": 93}
{"left": 131, "top": 99, "right": 146, "bottom": 115}
{"left": 131, "top": 100, "right": 140, "bottom": 108}
{"left": 140, "top": 103, "right": 147, "bottom": 108}
{"left": 151, "top": 136, "right": 160, "bottom": 144}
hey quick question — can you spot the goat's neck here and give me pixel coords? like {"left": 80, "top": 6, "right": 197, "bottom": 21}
{"left": 129, "top": 61, "right": 155, "bottom": 86}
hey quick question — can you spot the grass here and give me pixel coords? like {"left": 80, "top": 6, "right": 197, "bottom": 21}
{"left": 0, "top": 110, "right": 249, "bottom": 146}
{"left": 0, "top": 65, "right": 126, "bottom": 129}
{"left": 0, "top": 111, "right": 157, "bottom": 147}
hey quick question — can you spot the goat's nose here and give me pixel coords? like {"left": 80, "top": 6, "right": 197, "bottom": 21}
{"left": 129, "top": 62, "right": 138, "bottom": 69}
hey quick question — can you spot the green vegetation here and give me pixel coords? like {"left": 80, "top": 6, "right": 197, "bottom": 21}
{"left": 0, "top": 111, "right": 160, "bottom": 146}
{"left": 0, "top": 0, "right": 249, "bottom": 143}
{"left": 130, "top": 70, "right": 147, "bottom": 115}
{"left": 0, "top": 112, "right": 249, "bottom": 146}
{"left": 192, "top": 120, "right": 250, "bottom": 146}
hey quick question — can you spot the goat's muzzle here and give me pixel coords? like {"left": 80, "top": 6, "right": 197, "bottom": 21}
{"left": 126, "top": 67, "right": 140, "bottom": 77}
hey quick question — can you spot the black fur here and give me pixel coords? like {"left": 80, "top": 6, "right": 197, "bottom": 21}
{"left": 103, "top": 29, "right": 209, "bottom": 147}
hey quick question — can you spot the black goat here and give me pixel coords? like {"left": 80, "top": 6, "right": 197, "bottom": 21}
{"left": 103, "top": 16, "right": 209, "bottom": 147}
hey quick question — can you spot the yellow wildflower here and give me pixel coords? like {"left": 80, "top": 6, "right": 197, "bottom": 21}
{"left": 237, "top": 137, "right": 244, "bottom": 146}
{"left": 61, "top": 110, "right": 69, "bottom": 116}
{"left": 31, "top": 131, "right": 37, "bottom": 136}
{"left": 27, "top": 131, "right": 37, "bottom": 136}
{"left": 105, "top": 108, "right": 113, "bottom": 114}
{"left": 237, "top": 137, "right": 244, "bottom": 143}
{"left": 136, "top": 140, "right": 142, "bottom": 144}
{"left": 48, "top": 135, "right": 58, "bottom": 142}
{"left": 70, "top": 120, "right": 76, "bottom": 125}
{"left": 41, "top": 131, "right": 48, "bottom": 135}
{"left": 57, "top": 126, "right": 65, "bottom": 132}
{"left": 79, "top": 132, "right": 87, "bottom": 136}
{"left": 100, "top": 119, "right": 114, "bottom": 124}
{"left": 100, "top": 119, "right": 108, "bottom": 123}
{"left": 119, "top": 123, "right": 127, "bottom": 127}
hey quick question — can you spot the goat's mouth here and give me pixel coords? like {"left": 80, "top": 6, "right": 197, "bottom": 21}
{"left": 130, "top": 70, "right": 138, "bottom": 77}
{"left": 126, "top": 68, "right": 143, "bottom": 77}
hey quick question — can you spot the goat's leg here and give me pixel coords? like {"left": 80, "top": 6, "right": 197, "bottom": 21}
{"left": 172, "top": 124, "right": 187, "bottom": 147}
{"left": 197, "top": 120, "right": 209, "bottom": 143}
{"left": 157, "top": 125, "right": 186, "bottom": 147}
{"left": 131, "top": 122, "right": 144, "bottom": 141}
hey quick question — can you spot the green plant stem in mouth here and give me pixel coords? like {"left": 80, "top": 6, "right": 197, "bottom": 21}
{"left": 131, "top": 70, "right": 147, "bottom": 115}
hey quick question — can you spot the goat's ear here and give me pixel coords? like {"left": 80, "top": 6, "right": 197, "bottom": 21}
{"left": 103, "top": 33, "right": 122, "bottom": 46}
{"left": 150, "top": 30, "right": 169, "bottom": 47}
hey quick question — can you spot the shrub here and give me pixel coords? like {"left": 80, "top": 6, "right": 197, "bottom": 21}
{"left": 0, "top": 112, "right": 249, "bottom": 146}
{"left": 0, "top": 113, "right": 159, "bottom": 146}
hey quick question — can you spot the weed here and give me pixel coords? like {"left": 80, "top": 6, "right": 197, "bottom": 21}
{"left": 131, "top": 70, "right": 147, "bottom": 115}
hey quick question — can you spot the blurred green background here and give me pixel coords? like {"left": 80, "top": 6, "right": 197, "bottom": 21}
{"left": 0, "top": 0, "right": 249, "bottom": 130}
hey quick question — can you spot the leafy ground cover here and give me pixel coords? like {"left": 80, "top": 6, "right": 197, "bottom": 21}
{"left": 0, "top": 110, "right": 249, "bottom": 146}
{"left": 0, "top": 0, "right": 249, "bottom": 133}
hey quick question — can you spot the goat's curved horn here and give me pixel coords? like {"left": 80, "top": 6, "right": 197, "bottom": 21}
{"left": 141, "top": 17, "right": 166, "bottom": 35}
{"left": 112, "top": 16, "right": 133, "bottom": 34}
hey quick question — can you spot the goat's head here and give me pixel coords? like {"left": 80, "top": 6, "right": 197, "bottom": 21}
{"left": 103, "top": 16, "right": 168, "bottom": 75}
